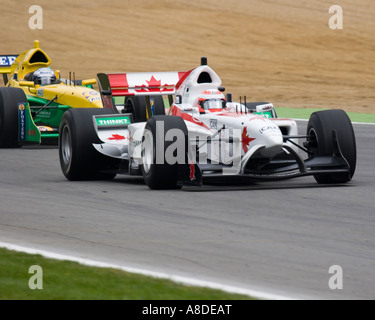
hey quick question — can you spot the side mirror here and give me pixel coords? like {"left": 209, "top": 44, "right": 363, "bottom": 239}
{"left": 19, "top": 81, "right": 35, "bottom": 87}
{"left": 82, "top": 78, "right": 97, "bottom": 86}
{"left": 175, "top": 95, "right": 182, "bottom": 104}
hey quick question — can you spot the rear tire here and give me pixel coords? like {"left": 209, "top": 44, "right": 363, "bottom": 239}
{"left": 152, "top": 96, "right": 166, "bottom": 116}
{"left": 0, "top": 87, "right": 27, "bottom": 148}
{"left": 141, "top": 115, "right": 188, "bottom": 189}
{"left": 59, "top": 108, "right": 120, "bottom": 180}
{"left": 307, "top": 109, "right": 356, "bottom": 184}
{"left": 124, "top": 96, "right": 165, "bottom": 122}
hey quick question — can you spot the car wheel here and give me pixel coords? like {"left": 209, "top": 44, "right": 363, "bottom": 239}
{"left": 124, "top": 96, "right": 165, "bottom": 122}
{"left": 59, "top": 108, "right": 120, "bottom": 180}
{"left": 152, "top": 96, "right": 166, "bottom": 116}
{"left": 141, "top": 115, "right": 188, "bottom": 189}
{"left": 0, "top": 87, "right": 27, "bottom": 148}
{"left": 307, "top": 109, "right": 356, "bottom": 183}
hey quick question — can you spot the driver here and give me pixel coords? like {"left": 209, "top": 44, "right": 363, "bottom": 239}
{"left": 199, "top": 98, "right": 226, "bottom": 110}
{"left": 32, "top": 67, "right": 57, "bottom": 86}
{"left": 197, "top": 89, "right": 226, "bottom": 113}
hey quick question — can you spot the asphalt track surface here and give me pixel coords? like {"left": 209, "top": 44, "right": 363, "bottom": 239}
{"left": 0, "top": 121, "right": 374, "bottom": 300}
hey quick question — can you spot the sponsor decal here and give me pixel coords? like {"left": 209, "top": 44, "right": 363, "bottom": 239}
{"left": 259, "top": 125, "right": 279, "bottom": 134}
{"left": 210, "top": 119, "right": 218, "bottom": 129}
{"left": 82, "top": 90, "right": 101, "bottom": 103}
{"left": 0, "top": 55, "right": 17, "bottom": 67}
{"left": 28, "top": 130, "right": 37, "bottom": 136}
{"left": 18, "top": 104, "right": 26, "bottom": 141}
{"left": 38, "top": 126, "right": 53, "bottom": 132}
{"left": 132, "top": 140, "right": 142, "bottom": 148}
{"left": 38, "top": 110, "right": 51, "bottom": 117}
{"left": 201, "top": 90, "right": 222, "bottom": 95}
{"left": 182, "top": 107, "right": 194, "bottom": 112}
{"left": 96, "top": 117, "right": 130, "bottom": 127}
{"left": 37, "top": 88, "right": 44, "bottom": 97}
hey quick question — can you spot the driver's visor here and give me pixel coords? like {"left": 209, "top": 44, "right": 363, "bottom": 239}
{"left": 201, "top": 99, "right": 225, "bottom": 110}
{"left": 39, "top": 76, "right": 51, "bottom": 86}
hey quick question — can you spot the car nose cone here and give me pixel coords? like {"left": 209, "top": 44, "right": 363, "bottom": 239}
{"left": 260, "top": 132, "right": 283, "bottom": 157}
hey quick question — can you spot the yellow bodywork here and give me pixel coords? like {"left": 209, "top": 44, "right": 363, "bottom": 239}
{"left": 4, "top": 40, "right": 103, "bottom": 109}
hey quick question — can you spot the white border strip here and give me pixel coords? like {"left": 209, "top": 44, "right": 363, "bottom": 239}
{"left": 0, "top": 241, "right": 295, "bottom": 300}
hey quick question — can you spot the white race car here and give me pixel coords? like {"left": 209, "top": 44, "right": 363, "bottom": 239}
{"left": 58, "top": 58, "right": 356, "bottom": 189}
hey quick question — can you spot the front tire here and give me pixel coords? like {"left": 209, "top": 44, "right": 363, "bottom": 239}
{"left": 59, "top": 108, "right": 120, "bottom": 180}
{"left": 307, "top": 109, "right": 356, "bottom": 184}
{"left": 0, "top": 87, "right": 27, "bottom": 148}
{"left": 141, "top": 115, "right": 188, "bottom": 189}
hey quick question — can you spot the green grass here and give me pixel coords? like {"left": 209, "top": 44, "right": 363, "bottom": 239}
{"left": 275, "top": 107, "right": 375, "bottom": 123}
{"left": 0, "top": 248, "right": 253, "bottom": 300}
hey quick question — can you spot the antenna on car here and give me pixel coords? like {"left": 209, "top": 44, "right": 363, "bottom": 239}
{"left": 73, "top": 72, "right": 76, "bottom": 86}
{"left": 201, "top": 57, "right": 207, "bottom": 66}
{"left": 226, "top": 93, "right": 232, "bottom": 103}
{"left": 69, "top": 72, "right": 71, "bottom": 86}
{"left": 244, "top": 96, "right": 247, "bottom": 114}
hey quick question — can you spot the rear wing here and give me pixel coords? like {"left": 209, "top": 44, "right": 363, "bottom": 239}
{"left": 98, "top": 72, "right": 186, "bottom": 97}
{"left": 97, "top": 71, "right": 186, "bottom": 111}
{"left": 0, "top": 55, "right": 18, "bottom": 84}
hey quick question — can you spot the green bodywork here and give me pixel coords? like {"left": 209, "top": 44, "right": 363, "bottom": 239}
{"left": 254, "top": 110, "right": 274, "bottom": 118}
{"left": 19, "top": 82, "right": 96, "bottom": 144}
{"left": 20, "top": 95, "right": 71, "bottom": 144}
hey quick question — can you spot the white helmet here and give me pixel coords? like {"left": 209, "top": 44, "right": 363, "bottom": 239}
{"left": 33, "top": 68, "right": 56, "bottom": 86}
{"left": 197, "top": 89, "right": 226, "bottom": 112}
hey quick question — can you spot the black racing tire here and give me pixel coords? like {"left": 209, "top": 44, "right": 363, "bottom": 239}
{"left": 59, "top": 108, "right": 120, "bottom": 181}
{"left": 124, "top": 95, "right": 165, "bottom": 122}
{"left": 141, "top": 115, "right": 188, "bottom": 189}
{"left": 0, "top": 87, "right": 27, "bottom": 148}
{"left": 151, "top": 96, "right": 166, "bottom": 116}
{"left": 307, "top": 109, "right": 356, "bottom": 184}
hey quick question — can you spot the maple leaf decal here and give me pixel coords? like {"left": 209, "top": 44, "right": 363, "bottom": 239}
{"left": 146, "top": 76, "right": 162, "bottom": 87}
{"left": 242, "top": 127, "right": 255, "bottom": 153}
{"left": 135, "top": 76, "right": 174, "bottom": 93}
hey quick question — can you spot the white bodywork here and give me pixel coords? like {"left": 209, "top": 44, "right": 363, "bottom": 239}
{"left": 93, "top": 64, "right": 299, "bottom": 175}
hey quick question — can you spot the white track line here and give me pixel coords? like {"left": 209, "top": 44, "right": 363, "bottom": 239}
{"left": 0, "top": 241, "right": 296, "bottom": 300}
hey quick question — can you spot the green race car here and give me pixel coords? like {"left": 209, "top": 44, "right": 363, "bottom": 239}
{"left": 0, "top": 40, "right": 104, "bottom": 147}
